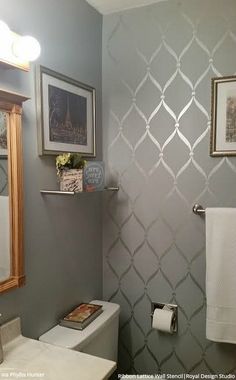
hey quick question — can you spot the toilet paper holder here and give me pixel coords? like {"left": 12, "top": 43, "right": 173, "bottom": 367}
{"left": 151, "top": 302, "right": 178, "bottom": 333}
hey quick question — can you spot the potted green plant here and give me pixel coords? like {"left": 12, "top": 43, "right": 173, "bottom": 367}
{"left": 56, "top": 153, "right": 86, "bottom": 192}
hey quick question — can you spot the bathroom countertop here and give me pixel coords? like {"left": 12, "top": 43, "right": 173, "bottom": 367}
{"left": 0, "top": 318, "right": 116, "bottom": 380}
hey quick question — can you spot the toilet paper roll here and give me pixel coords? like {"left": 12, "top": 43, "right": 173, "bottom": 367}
{"left": 152, "top": 307, "right": 175, "bottom": 334}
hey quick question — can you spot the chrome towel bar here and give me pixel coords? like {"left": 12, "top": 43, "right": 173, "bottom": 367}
{"left": 192, "top": 204, "right": 205, "bottom": 215}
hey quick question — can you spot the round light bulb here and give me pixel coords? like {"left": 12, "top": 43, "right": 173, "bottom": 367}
{"left": 0, "top": 20, "right": 10, "bottom": 35}
{"left": 12, "top": 35, "right": 41, "bottom": 61}
{"left": 0, "top": 20, "right": 12, "bottom": 51}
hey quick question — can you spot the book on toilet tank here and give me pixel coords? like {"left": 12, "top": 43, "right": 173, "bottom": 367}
{"left": 60, "top": 303, "right": 103, "bottom": 330}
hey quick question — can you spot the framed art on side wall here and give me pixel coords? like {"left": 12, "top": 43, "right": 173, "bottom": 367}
{"left": 37, "top": 66, "right": 96, "bottom": 156}
{"left": 0, "top": 111, "right": 8, "bottom": 157}
{"left": 211, "top": 75, "right": 236, "bottom": 156}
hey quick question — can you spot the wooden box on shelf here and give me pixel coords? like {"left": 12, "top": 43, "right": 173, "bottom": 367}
{"left": 60, "top": 169, "right": 83, "bottom": 192}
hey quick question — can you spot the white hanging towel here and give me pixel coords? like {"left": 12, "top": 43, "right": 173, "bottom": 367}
{"left": 206, "top": 208, "right": 236, "bottom": 344}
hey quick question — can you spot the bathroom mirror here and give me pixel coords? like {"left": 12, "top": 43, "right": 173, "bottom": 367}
{"left": 0, "top": 89, "right": 28, "bottom": 293}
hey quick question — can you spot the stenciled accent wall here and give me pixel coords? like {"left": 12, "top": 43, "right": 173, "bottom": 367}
{"left": 103, "top": 0, "right": 236, "bottom": 374}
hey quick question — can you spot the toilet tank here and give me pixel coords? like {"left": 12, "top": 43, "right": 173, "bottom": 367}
{"left": 39, "top": 300, "right": 120, "bottom": 362}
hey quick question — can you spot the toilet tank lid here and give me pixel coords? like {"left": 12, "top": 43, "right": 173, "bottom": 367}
{"left": 39, "top": 300, "right": 120, "bottom": 350}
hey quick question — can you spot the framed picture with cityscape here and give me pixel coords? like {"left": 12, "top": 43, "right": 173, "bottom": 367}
{"left": 0, "top": 111, "right": 8, "bottom": 157}
{"left": 37, "top": 66, "right": 96, "bottom": 156}
{"left": 210, "top": 75, "right": 236, "bottom": 156}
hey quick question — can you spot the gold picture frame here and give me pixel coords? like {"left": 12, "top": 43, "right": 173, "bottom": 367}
{"left": 0, "top": 89, "right": 29, "bottom": 293}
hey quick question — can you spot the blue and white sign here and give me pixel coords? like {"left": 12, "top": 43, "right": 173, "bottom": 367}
{"left": 83, "top": 161, "right": 105, "bottom": 191}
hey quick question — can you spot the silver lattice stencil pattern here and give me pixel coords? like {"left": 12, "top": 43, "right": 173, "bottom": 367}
{"left": 103, "top": 0, "right": 236, "bottom": 375}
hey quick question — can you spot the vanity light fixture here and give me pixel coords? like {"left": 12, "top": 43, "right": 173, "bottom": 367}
{"left": 12, "top": 35, "right": 41, "bottom": 62}
{"left": 0, "top": 21, "right": 12, "bottom": 47}
{"left": 0, "top": 20, "right": 41, "bottom": 71}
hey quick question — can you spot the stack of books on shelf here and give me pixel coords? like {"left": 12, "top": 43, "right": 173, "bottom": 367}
{"left": 60, "top": 303, "right": 103, "bottom": 330}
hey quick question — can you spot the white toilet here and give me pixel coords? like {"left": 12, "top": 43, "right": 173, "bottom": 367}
{"left": 39, "top": 300, "right": 120, "bottom": 362}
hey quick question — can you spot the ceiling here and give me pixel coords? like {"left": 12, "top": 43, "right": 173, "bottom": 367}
{"left": 85, "top": 0, "right": 167, "bottom": 15}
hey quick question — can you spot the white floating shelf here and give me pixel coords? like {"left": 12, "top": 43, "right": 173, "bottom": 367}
{"left": 40, "top": 186, "right": 119, "bottom": 195}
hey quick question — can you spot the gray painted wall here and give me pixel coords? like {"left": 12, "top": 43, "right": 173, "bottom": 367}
{"left": 0, "top": 0, "right": 103, "bottom": 339}
{"left": 102, "top": 0, "right": 236, "bottom": 374}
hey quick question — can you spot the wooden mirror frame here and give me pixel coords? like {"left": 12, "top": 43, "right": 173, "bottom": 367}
{"left": 0, "top": 89, "right": 28, "bottom": 293}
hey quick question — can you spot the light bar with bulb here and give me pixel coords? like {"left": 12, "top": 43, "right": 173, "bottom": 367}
{"left": 0, "top": 20, "right": 40, "bottom": 71}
